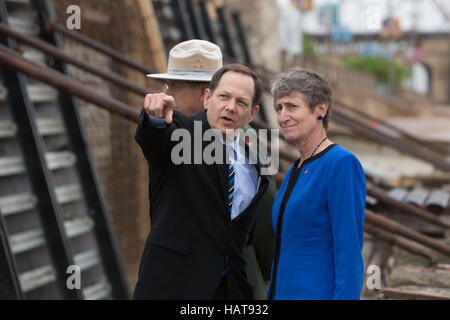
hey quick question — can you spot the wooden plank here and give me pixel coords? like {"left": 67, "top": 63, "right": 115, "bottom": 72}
{"left": 136, "top": 0, "right": 167, "bottom": 73}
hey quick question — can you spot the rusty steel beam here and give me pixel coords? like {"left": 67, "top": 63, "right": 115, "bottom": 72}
{"left": 48, "top": 22, "right": 155, "bottom": 75}
{"left": 365, "top": 209, "right": 450, "bottom": 258}
{"left": 368, "top": 186, "right": 450, "bottom": 229}
{"left": 331, "top": 110, "right": 450, "bottom": 172}
{"left": 382, "top": 287, "right": 450, "bottom": 300}
{"left": 0, "top": 23, "right": 150, "bottom": 97}
{"left": 333, "top": 99, "right": 449, "bottom": 157}
{"left": 0, "top": 44, "right": 139, "bottom": 123}
{"left": 364, "top": 223, "right": 436, "bottom": 266}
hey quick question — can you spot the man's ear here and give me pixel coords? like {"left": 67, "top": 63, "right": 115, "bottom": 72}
{"left": 203, "top": 88, "right": 211, "bottom": 110}
{"left": 247, "top": 105, "right": 260, "bottom": 123}
{"left": 201, "top": 84, "right": 209, "bottom": 96}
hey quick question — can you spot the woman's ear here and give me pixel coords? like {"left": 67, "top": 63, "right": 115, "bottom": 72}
{"left": 316, "top": 102, "right": 329, "bottom": 118}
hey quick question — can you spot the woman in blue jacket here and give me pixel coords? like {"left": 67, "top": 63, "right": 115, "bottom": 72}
{"left": 267, "top": 68, "right": 366, "bottom": 300}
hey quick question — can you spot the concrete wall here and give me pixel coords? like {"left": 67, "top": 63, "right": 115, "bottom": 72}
{"left": 223, "top": 0, "right": 281, "bottom": 72}
{"left": 422, "top": 37, "right": 450, "bottom": 104}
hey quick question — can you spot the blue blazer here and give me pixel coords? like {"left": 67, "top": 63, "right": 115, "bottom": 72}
{"left": 268, "top": 145, "right": 366, "bottom": 300}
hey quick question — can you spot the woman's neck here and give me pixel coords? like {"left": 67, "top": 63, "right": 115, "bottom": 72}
{"left": 296, "top": 128, "right": 328, "bottom": 162}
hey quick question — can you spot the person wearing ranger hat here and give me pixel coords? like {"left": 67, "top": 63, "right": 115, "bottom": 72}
{"left": 146, "top": 39, "right": 223, "bottom": 117}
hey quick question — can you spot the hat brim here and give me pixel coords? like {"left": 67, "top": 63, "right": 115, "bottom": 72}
{"left": 147, "top": 73, "right": 213, "bottom": 82}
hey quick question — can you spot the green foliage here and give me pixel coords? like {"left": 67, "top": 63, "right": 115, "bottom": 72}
{"left": 344, "top": 56, "right": 410, "bottom": 87}
{"left": 303, "top": 35, "right": 315, "bottom": 58}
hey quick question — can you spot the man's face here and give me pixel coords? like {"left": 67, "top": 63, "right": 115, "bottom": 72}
{"left": 204, "top": 71, "right": 259, "bottom": 136}
{"left": 164, "top": 80, "right": 208, "bottom": 116}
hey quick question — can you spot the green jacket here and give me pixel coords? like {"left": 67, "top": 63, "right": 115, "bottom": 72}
{"left": 242, "top": 123, "right": 277, "bottom": 300}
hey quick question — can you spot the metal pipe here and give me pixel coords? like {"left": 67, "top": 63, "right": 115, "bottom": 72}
{"left": 48, "top": 22, "right": 155, "bottom": 75}
{"left": 331, "top": 110, "right": 450, "bottom": 172}
{"left": 0, "top": 23, "right": 150, "bottom": 97}
{"left": 333, "top": 98, "right": 448, "bottom": 156}
{"left": 0, "top": 44, "right": 139, "bottom": 123}
{"left": 364, "top": 223, "right": 436, "bottom": 266}
{"left": 368, "top": 186, "right": 450, "bottom": 228}
{"left": 365, "top": 209, "right": 450, "bottom": 258}
{"left": 382, "top": 287, "right": 450, "bottom": 300}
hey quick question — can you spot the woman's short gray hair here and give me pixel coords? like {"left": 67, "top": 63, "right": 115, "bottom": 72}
{"left": 270, "top": 68, "right": 332, "bottom": 129}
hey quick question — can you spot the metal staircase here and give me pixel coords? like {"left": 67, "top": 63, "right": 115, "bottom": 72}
{"left": 0, "top": 0, "right": 128, "bottom": 299}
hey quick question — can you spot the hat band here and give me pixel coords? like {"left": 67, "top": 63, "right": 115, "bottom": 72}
{"left": 168, "top": 69, "right": 216, "bottom": 77}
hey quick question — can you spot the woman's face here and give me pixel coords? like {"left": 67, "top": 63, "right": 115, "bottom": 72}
{"left": 275, "top": 91, "right": 320, "bottom": 143}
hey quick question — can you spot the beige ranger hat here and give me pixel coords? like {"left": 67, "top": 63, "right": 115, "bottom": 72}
{"left": 147, "top": 39, "right": 223, "bottom": 82}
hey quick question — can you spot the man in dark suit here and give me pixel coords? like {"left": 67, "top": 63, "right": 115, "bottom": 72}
{"left": 133, "top": 63, "right": 269, "bottom": 299}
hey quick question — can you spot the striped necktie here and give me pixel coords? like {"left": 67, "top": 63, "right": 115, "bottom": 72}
{"left": 228, "top": 163, "right": 235, "bottom": 212}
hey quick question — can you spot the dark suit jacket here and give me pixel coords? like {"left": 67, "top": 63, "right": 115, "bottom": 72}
{"left": 133, "top": 108, "right": 269, "bottom": 299}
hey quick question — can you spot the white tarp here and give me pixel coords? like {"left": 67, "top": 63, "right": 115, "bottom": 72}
{"left": 276, "top": 0, "right": 303, "bottom": 55}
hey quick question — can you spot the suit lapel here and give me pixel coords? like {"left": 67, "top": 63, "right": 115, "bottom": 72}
{"left": 196, "top": 110, "right": 230, "bottom": 217}
{"left": 196, "top": 110, "right": 267, "bottom": 220}
{"left": 216, "top": 160, "right": 229, "bottom": 217}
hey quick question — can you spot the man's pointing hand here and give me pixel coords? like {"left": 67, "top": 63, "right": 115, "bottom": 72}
{"left": 144, "top": 93, "right": 175, "bottom": 124}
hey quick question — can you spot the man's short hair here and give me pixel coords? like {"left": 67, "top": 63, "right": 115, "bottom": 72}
{"left": 209, "top": 64, "right": 262, "bottom": 108}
